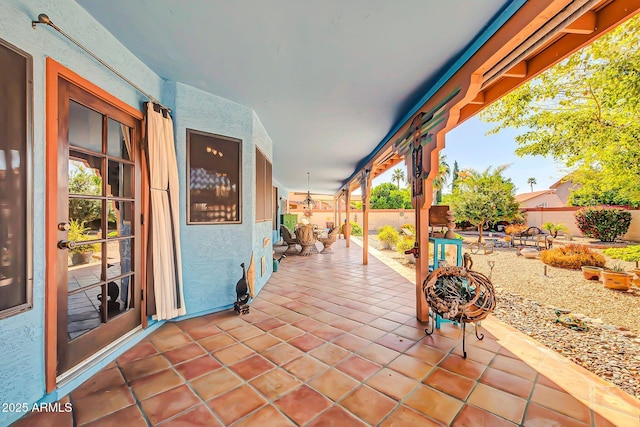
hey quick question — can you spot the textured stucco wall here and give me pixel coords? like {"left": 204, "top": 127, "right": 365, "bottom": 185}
{"left": 1, "top": 3, "right": 281, "bottom": 423}
{"left": 171, "top": 82, "right": 275, "bottom": 315}
{"left": 252, "top": 112, "right": 275, "bottom": 293}
{"left": 0, "top": 1, "right": 163, "bottom": 425}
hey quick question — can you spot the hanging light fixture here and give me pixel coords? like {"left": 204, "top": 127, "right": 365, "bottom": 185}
{"left": 302, "top": 172, "right": 316, "bottom": 209}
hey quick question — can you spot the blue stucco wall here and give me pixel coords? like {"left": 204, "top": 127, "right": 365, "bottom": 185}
{"left": 0, "top": 2, "right": 278, "bottom": 425}
{"left": 170, "top": 83, "right": 275, "bottom": 316}
{"left": 0, "top": 1, "right": 163, "bottom": 425}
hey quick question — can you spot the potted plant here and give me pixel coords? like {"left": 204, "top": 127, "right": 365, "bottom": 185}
{"left": 601, "top": 264, "right": 632, "bottom": 290}
{"left": 397, "top": 236, "right": 416, "bottom": 264}
{"left": 581, "top": 265, "right": 603, "bottom": 281}
{"left": 377, "top": 225, "right": 399, "bottom": 250}
{"left": 68, "top": 220, "right": 95, "bottom": 265}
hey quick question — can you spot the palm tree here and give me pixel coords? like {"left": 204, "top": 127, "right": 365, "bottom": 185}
{"left": 391, "top": 168, "right": 405, "bottom": 189}
{"left": 527, "top": 177, "right": 537, "bottom": 192}
{"left": 432, "top": 154, "right": 450, "bottom": 204}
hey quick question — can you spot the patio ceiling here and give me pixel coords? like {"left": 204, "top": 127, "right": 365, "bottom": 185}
{"left": 75, "top": 0, "right": 519, "bottom": 194}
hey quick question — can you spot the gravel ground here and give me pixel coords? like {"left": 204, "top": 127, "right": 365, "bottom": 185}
{"left": 361, "top": 234, "right": 640, "bottom": 399}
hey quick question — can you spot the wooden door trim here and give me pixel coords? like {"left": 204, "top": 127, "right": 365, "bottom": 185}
{"left": 45, "top": 58, "right": 144, "bottom": 392}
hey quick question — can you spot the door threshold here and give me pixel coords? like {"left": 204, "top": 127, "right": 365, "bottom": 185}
{"left": 56, "top": 326, "right": 142, "bottom": 387}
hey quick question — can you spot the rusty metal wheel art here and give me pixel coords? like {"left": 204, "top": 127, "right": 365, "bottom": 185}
{"left": 423, "top": 266, "right": 496, "bottom": 357}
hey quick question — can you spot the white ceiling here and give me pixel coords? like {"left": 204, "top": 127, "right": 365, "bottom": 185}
{"left": 76, "top": 0, "right": 517, "bottom": 194}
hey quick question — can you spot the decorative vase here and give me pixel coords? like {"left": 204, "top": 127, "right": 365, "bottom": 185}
{"left": 581, "top": 266, "right": 603, "bottom": 281}
{"left": 602, "top": 270, "right": 632, "bottom": 290}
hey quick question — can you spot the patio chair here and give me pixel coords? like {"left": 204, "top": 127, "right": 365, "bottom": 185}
{"left": 295, "top": 224, "right": 319, "bottom": 256}
{"left": 318, "top": 227, "right": 339, "bottom": 254}
{"left": 280, "top": 225, "right": 300, "bottom": 255}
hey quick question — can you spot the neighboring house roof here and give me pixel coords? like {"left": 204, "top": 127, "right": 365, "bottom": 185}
{"left": 550, "top": 176, "right": 572, "bottom": 189}
{"left": 515, "top": 189, "right": 557, "bottom": 203}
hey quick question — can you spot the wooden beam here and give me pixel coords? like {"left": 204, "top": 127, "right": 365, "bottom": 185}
{"left": 502, "top": 61, "right": 527, "bottom": 78}
{"left": 468, "top": 91, "right": 485, "bottom": 105}
{"left": 459, "top": 0, "right": 640, "bottom": 124}
{"left": 563, "top": 11, "right": 596, "bottom": 34}
{"left": 345, "top": 190, "right": 351, "bottom": 247}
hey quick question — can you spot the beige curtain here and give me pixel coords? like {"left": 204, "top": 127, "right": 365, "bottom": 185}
{"left": 146, "top": 103, "right": 186, "bottom": 320}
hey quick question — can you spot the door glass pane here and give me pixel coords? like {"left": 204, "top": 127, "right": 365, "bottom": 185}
{"left": 107, "top": 201, "right": 133, "bottom": 238}
{"left": 68, "top": 284, "right": 103, "bottom": 340}
{"left": 69, "top": 152, "right": 103, "bottom": 196}
{"left": 106, "top": 238, "right": 133, "bottom": 279}
{"left": 106, "top": 275, "right": 134, "bottom": 320}
{"left": 107, "top": 119, "right": 132, "bottom": 161}
{"left": 69, "top": 198, "right": 104, "bottom": 239}
{"left": 69, "top": 101, "right": 103, "bottom": 152}
{"left": 68, "top": 243, "right": 100, "bottom": 270}
{"left": 108, "top": 161, "right": 133, "bottom": 198}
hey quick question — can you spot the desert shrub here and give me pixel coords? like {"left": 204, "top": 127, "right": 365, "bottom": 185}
{"left": 603, "top": 245, "right": 640, "bottom": 262}
{"left": 396, "top": 235, "right": 415, "bottom": 254}
{"left": 540, "top": 244, "right": 606, "bottom": 269}
{"left": 378, "top": 225, "right": 399, "bottom": 248}
{"left": 505, "top": 224, "right": 527, "bottom": 235}
{"left": 542, "top": 222, "right": 568, "bottom": 238}
{"left": 349, "top": 221, "right": 363, "bottom": 236}
{"left": 575, "top": 207, "right": 631, "bottom": 242}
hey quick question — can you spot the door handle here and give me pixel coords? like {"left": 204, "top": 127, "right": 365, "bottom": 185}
{"left": 57, "top": 240, "right": 77, "bottom": 250}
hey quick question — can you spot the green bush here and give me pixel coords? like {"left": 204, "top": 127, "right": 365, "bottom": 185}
{"left": 350, "top": 221, "right": 363, "bottom": 236}
{"left": 378, "top": 225, "right": 399, "bottom": 248}
{"left": 603, "top": 245, "right": 640, "bottom": 262}
{"left": 575, "top": 207, "right": 631, "bottom": 242}
{"left": 540, "top": 244, "right": 606, "bottom": 269}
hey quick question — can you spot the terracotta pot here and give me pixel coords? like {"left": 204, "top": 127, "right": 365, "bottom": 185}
{"left": 581, "top": 266, "right": 603, "bottom": 281}
{"left": 602, "top": 270, "right": 632, "bottom": 290}
{"left": 71, "top": 251, "right": 93, "bottom": 265}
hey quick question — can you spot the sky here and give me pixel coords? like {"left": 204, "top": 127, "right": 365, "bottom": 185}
{"left": 372, "top": 115, "right": 566, "bottom": 195}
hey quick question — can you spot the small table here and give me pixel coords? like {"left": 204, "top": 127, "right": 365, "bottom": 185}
{"left": 429, "top": 237, "right": 463, "bottom": 270}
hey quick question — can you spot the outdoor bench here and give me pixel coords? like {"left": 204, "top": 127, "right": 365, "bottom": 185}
{"left": 512, "top": 226, "right": 552, "bottom": 250}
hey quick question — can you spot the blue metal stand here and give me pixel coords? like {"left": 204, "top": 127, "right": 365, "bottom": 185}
{"left": 428, "top": 237, "right": 463, "bottom": 271}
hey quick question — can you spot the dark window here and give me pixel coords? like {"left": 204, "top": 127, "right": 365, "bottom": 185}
{"left": 0, "top": 39, "right": 33, "bottom": 318}
{"left": 187, "top": 129, "right": 242, "bottom": 224}
{"left": 255, "top": 148, "right": 272, "bottom": 222}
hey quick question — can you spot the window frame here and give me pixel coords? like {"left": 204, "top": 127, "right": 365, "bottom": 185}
{"left": 255, "top": 147, "right": 272, "bottom": 223}
{"left": 186, "top": 129, "right": 242, "bottom": 225}
{"left": 0, "top": 38, "right": 34, "bottom": 319}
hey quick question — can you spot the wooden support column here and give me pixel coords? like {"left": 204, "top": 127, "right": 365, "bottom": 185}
{"left": 345, "top": 189, "right": 351, "bottom": 247}
{"left": 406, "top": 114, "right": 431, "bottom": 322}
{"left": 337, "top": 194, "right": 343, "bottom": 238}
{"left": 360, "top": 170, "right": 372, "bottom": 265}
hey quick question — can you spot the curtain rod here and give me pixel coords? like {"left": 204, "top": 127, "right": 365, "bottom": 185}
{"left": 32, "top": 13, "right": 171, "bottom": 113}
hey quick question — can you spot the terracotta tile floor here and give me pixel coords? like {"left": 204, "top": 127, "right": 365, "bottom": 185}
{"left": 12, "top": 240, "right": 640, "bottom": 426}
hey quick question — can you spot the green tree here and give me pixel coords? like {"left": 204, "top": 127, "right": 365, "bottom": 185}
{"left": 451, "top": 160, "right": 460, "bottom": 193}
{"left": 391, "top": 168, "right": 405, "bottom": 189}
{"left": 527, "top": 177, "right": 537, "bottom": 192}
{"left": 370, "top": 182, "right": 412, "bottom": 209}
{"left": 480, "top": 15, "right": 640, "bottom": 207}
{"left": 449, "top": 165, "right": 520, "bottom": 242}
{"left": 433, "top": 154, "right": 450, "bottom": 205}
{"left": 69, "top": 166, "right": 102, "bottom": 226}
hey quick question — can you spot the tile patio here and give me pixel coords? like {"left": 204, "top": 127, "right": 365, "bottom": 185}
{"left": 12, "top": 239, "right": 640, "bottom": 426}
